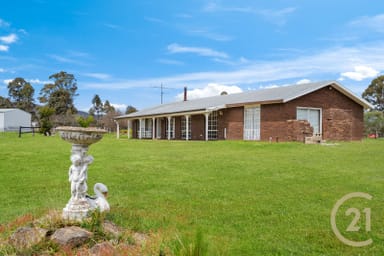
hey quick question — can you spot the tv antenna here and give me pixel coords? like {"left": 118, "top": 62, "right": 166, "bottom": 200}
{"left": 153, "top": 83, "right": 173, "bottom": 104}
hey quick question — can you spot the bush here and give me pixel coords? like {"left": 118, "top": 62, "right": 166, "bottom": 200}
{"left": 77, "top": 116, "right": 95, "bottom": 128}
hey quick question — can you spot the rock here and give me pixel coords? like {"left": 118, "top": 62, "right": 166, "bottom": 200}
{"left": 51, "top": 226, "right": 92, "bottom": 248}
{"left": 133, "top": 232, "right": 148, "bottom": 245}
{"left": 8, "top": 227, "right": 48, "bottom": 250}
{"left": 102, "top": 220, "right": 122, "bottom": 238}
{"left": 90, "top": 241, "right": 115, "bottom": 256}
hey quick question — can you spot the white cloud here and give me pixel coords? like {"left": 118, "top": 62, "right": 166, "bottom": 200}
{"left": 111, "top": 103, "right": 127, "bottom": 112}
{"left": 296, "top": 79, "right": 311, "bottom": 84}
{"left": 3, "top": 79, "right": 12, "bottom": 85}
{"left": 259, "top": 7, "right": 297, "bottom": 26}
{"left": 202, "top": 3, "right": 296, "bottom": 26}
{"left": 83, "top": 42, "right": 384, "bottom": 96}
{"left": 350, "top": 14, "right": 384, "bottom": 33}
{"left": 0, "top": 19, "right": 10, "bottom": 28}
{"left": 0, "top": 45, "right": 9, "bottom": 52}
{"left": 83, "top": 73, "right": 111, "bottom": 80}
{"left": 0, "top": 68, "right": 5, "bottom": 73}
{"left": 175, "top": 83, "right": 242, "bottom": 100}
{"left": 167, "top": 43, "right": 229, "bottom": 59}
{"left": 28, "top": 79, "right": 50, "bottom": 85}
{"left": 157, "top": 58, "right": 184, "bottom": 65}
{"left": 0, "top": 34, "right": 18, "bottom": 44}
{"left": 186, "top": 29, "right": 233, "bottom": 42}
{"left": 340, "top": 65, "right": 379, "bottom": 81}
{"left": 2, "top": 78, "right": 49, "bottom": 85}
{"left": 212, "top": 56, "right": 250, "bottom": 66}
{"left": 259, "top": 84, "right": 279, "bottom": 89}
{"left": 48, "top": 54, "right": 75, "bottom": 63}
{"left": 48, "top": 54, "right": 87, "bottom": 66}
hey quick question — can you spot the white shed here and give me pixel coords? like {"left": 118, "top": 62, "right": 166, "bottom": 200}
{"left": 0, "top": 108, "right": 31, "bottom": 132}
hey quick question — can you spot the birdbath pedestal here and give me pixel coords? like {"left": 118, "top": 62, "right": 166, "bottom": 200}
{"left": 56, "top": 126, "right": 107, "bottom": 221}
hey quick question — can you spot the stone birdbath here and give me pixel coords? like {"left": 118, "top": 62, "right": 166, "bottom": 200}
{"left": 56, "top": 126, "right": 109, "bottom": 221}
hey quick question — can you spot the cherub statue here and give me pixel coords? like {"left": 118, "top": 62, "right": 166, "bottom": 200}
{"left": 68, "top": 154, "right": 94, "bottom": 200}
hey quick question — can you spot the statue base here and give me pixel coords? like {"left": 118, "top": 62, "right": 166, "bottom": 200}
{"left": 62, "top": 198, "right": 91, "bottom": 221}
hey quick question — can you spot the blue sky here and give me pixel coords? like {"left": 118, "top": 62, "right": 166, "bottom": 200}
{"left": 1, "top": 1, "right": 384, "bottom": 112}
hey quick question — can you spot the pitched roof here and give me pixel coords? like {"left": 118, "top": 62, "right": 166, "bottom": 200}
{"left": 116, "top": 80, "right": 372, "bottom": 119}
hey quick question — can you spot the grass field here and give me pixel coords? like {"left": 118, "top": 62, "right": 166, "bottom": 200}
{"left": 0, "top": 132, "right": 383, "bottom": 255}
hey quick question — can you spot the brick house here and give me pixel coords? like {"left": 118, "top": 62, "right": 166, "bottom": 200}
{"left": 115, "top": 81, "right": 372, "bottom": 141}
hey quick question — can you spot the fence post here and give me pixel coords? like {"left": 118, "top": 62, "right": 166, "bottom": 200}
{"left": 19, "top": 126, "right": 22, "bottom": 138}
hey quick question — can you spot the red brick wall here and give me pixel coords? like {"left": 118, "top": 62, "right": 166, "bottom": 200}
{"left": 219, "top": 107, "right": 244, "bottom": 140}
{"left": 260, "top": 86, "right": 364, "bottom": 141}
{"left": 285, "top": 120, "right": 313, "bottom": 142}
{"left": 191, "top": 115, "right": 205, "bottom": 140}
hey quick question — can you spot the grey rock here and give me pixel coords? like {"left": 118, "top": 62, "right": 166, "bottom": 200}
{"left": 90, "top": 241, "right": 115, "bottom": 256}
{"left": 8, "top": 227, "right": 48, "bottom": 250}
{"left": 133, "top": 232, "right": 148, "bottom": 245}
{"left": 51, "top": 226, "right": 92, "bottom": 248}
{"left": 102, "top": 220, "right": 122, "bottom": 238}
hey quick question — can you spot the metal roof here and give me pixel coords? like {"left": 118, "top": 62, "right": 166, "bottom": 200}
{"left": 116, "top": 80, "right": 372, "bottom": 119}
{"left": 0, "top": 108, "right": 21, "bottom": 113}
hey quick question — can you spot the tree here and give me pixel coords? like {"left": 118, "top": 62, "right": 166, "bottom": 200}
{"left": 100, "top": 108, "right": 122, "bottom": 131}
{"left": 0, "top": 96, "right": 12, "bottom": 108}
{"left": 125, "top": 105, "right": 137, "bottom": 114}
{"left": 38, "top": 106, "right": 55, "bottom": 136}
{"left": 90, "top": 94, "right": 103, "bottom": 120}
{"left": 7, "top": 77, "right": 35, "bottom": 113}
{"left": 364, "top": 111, "right": 384, "bottom": 137}
{"left": 39, "top": 71, "right": 78, "bottom": 115}
{"left": 362, "top": 76, "right": 384, "bottom": 111}
{"left": 103, "top": 100, "right": 115, "bottom": 114}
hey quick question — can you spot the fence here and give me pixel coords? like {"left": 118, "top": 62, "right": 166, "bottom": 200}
{"left": 18, "top": 126, "right": 40, "bottom": 138}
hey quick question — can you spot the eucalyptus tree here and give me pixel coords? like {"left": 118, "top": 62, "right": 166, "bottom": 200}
{"left": 363, "top": 75, "right": 384, "bottom": 111}
{"left": 39, "top": 71, "right": 78, "bottom": 115}
{"left": 7, "top": 77, "right": 35, "bottom": 113}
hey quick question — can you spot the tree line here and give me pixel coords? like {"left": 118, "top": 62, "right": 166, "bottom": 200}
{"left": 0, "top": 71, "right": 137, "bottom": 134}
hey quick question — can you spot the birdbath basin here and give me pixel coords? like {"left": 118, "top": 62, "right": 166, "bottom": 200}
{"left": 56, "top": 126, "right": 108, "bottom": 221}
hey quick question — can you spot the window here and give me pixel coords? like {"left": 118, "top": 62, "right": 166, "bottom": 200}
{"left": 297, "top": 107, "right": 321, "bottom": 135}
{"left": 144, "top": 119, "right": 152, "bottom": 138}
{"left": 243, "top": 106, "right": 260, "bottom": 140}
{"left": 165, "top": 117, "right": 175, "bottom": 139}
{"left": 156, "top": 118, "right": 162, "bottom": 139}
{"left": 138, "top": 119, "right": 152, "bottom": 138}
{"left": 181, "top": 116, "right": 191, "bottom": 139}
{"left": 208, "top": 111, "right": 218, "bottom": 140}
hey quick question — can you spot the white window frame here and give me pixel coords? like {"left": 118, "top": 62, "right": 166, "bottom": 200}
{"left": 243, "top": 106, "right": 260, "bottom": 140}
{"left": 296, "top": 107, "right": 322, "bottom": 135}
{"left": 166, "top": 117, "right": 175, "bottom": 139}
{"left": 208, "top": 111, "right": 218, "bottom": 140}
{"left": 181, "top": 116, "right": 191, "bottom": 140}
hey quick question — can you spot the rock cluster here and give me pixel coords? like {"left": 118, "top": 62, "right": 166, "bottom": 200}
{"left": 2, "top": 211, "right": 154, "bottom": 255}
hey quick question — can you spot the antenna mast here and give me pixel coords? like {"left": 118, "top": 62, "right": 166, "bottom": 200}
{"left": 153, "top": 83, "right": 172, "bottom": 104}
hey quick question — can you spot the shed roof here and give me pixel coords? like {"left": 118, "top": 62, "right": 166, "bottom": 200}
{"left": 0, "top": 108, "right": 19, "bottom": 113}
{"left": 0, "top": 108, "right": 32, "bottom": 113}
{"left": 116, "top": 80, "right": 372, "bottom": 119}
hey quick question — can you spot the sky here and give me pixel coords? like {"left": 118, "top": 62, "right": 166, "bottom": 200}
{"left": 1, "top": 1, "right": 384, "bottom": 112}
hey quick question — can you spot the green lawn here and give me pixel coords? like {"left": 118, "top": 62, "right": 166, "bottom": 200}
{"left": 0, "top": 132, "right": 383, "bottom": 255}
